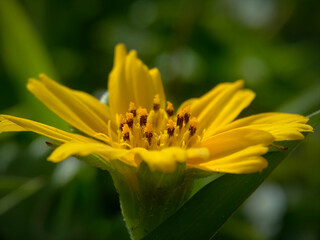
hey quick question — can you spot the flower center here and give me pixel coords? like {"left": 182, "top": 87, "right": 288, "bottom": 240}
{"left": 116, "top": 95, "right": 200, "bottom": 150}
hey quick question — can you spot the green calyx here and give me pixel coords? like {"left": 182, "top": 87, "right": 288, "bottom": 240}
{"left": 109, "top": 160, "right": 194, "bottom": 240}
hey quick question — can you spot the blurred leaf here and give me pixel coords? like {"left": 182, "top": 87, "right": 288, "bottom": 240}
{"left": 143, "top": 109, "right": 320, "bottom": 240}
{"left": 307, "top": 110, "right": 320, "bottom": 127}
{"left": 0, "top": 176, "right": 28, "bottom": 194}
{"left": 0, "top": 0, "right": 66, "bottom": 128}
{"left": 0, "top": 0, "right": 57, "bottom": 80}
{"left": 277, "top": 82, "right": 320, "bottom": 115}
{"left": 0, "top": 177, "right": 45, "bottom": 215}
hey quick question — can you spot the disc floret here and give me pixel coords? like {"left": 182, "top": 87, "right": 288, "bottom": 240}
{"left": 117, "top": 96, "right": 200, "bottom": 150}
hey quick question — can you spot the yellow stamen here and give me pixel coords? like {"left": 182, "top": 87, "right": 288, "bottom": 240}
{"left": 189, "top": 117, "right": 198, "bottom": 136}
{"left": 122, "top": 124, "right": 130, "bottom": 141}
{"left": 117, "top": 98, "right": 201, "bottom": 149}
{"left": 153, "top": 94, "right": 160, "bottom": 111}
{"left": 167, "top": 119, "right": 175, "bottom": 137}
{"left": 177, "top": 110, "right": 184, "bottom": 129}
{"left": 183, "top": 106, "right": 191, "bottom": 124}
{"left": 166, "top": 101, "right": 174, "bottom": 117}
{"left": 129, "top": 102, "right": 137, "bottom": 117}
{"left": 144, "top": 123, "right": 153, "bottom": 145}
{"left": 138, "top": 108, "right": 148, "bottom": 126}
{"left": 126, "top": 112, "right": 134, "bottom": 128}
{"left": 118, "top": 114, "right": 125, "bottom": 130}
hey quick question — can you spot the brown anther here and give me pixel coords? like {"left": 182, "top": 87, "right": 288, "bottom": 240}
{"left": 118, "top": 114, "right": 125, "bottom": 130}
{"left": 126, "top": 112, "right": 134, "bottom": 128}
{"left": 166, "top": 101, "right": 174, "bottom": 117}
{"left": 189, "top": 117, "right": 198, "bottom": 136}
{"left": 153, "top": 94, "right": 160, "bottom": 111}
{"left": 177, "top": 111, "right": 184, "bottom": 129}
{"left": 144, "top": 123, "right": 153, "bottom": 145}
{"left": 129, "top": 102, "right": 136, "bottom": 117}
{"left": 167, "top": 119, "right": 175, "bottom": 137}
{"left": 138, "top": 108, "right": 148, "bottom": 126}
{"left": 184, "top": 106, "right": 191, "bottom": 124}
{"left": 122, "top": 124, "right": 130, "bottom": 141}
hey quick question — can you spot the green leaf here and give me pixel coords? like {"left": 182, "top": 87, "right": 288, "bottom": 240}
{"left": 143, "top": 110, "right": 320, "bottom": 240}
{"left": 0, "top": 177, "right": 45, "bottom": 215}
{"left": 0, "top": 0, "right": 66, "bottom": 129}
{"left": 0, "top": 0, "right": 57, "bottom": 80}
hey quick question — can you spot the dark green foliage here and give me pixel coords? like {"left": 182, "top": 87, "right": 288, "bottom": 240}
{"left": 0, "top": 0, "right": 320, "bottom": 239}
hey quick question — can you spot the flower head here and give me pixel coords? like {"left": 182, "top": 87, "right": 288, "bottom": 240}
{"left": 0, "top": 44, "right": 312, "bottom": 174}
{"left": 0, "top": 44, "right": 313, "bottom": 239}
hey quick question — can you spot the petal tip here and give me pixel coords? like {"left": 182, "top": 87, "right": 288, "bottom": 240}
{"left": 235, "top": 79, "right": 245, "bottom": 87}
{"left": 39, "top": 73, "right": 48, "bottom": 79}
{"left": 115, "top": 43, "right": 127, "bottom": 51}
{"left": 47, "top": 156, "right": 63, "bottom": 163}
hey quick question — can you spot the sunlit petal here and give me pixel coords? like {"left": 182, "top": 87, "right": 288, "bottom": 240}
{"left": 214, "top": 112, "right": 313, "bottom": 141}
{"left": 108, "top": 44, "right": 165, "bottom": 114}
{"left": 27, "top": 75, "right": 111, "bottom": 143}
{"left": 190, "top": 128, "right": 273, "bottom": 165}
{"left": 195, "top": 155, "right": 268, "bottom": 174}
{"left": 134, "top": 147, "right": 187, "bottom": 172}
{"left": 0, "top": 115, "right": 94, "bottom": 143}
{"left": 203, "top": 89, "right": 255, "bottom": 138}
{"left": 48, "top": 142, "right": 129, "bottom": 163}
{"left": 179, "top": 80, "right": 253, "bottom": 132}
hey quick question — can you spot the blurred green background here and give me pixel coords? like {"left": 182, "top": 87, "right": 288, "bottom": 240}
{"left": 0, "top": 0, "right": 319, "bottom": 239}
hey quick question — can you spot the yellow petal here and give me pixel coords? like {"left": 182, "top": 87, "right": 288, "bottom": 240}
{"left": 71, "top": 89, "right": 117, "bottom": 138}
{"left": 108, "top": 56, "right": 129, "bottom": 116}
{"left": 178, "top": 81, "right": 240, "bottom": 115}
{"left": 71, "top": 89, "right": 115, "bottom": 126}
{"left": 195, "top": 155, "right": 268, "bottom": 174}
{"left": 214, "top": 113, "right": 313, "bottom": 141}
{"left": 197, "top": 80, "right": 244, "bottom": 129}
{"left": 178, "top": 80, "right": 253, "bottom": 132}
{"left": 40, "top": 74, "right": 112, "bottom": 132}
{"left": 203, "top": 89, "right": 255, "bottom": 138}
{"left": 48, "top": 142, "right": 129, "bottom": 163}
{"left": 149, "top": 68, "right": 166, "bottom": 109}
{"left": 192, "top": 128, "right": 274, "bottom": 164}
{"left": 126, "top": 51, "right": 151, "bottom": 108}
{"left": 113, "top": 43, "right": 127, "bottom": 67}
{"left": 187, "top": 128, "right": 273, "bottom": 173}
{"left": 186, "top": 148, "right": 210, "bottom": 163}
{"left": 27, "top": 75, "right": 111, "bottom": 143}
{"left": 108, "top": 45, "right": 166, "bottom": 114}
{"left": 133, "top": 147, "right": 187, "bottom": 172}
{"left": 0, "top": 117, "right": 25, "bottom": 132}
{"left": 0, "top": 115, "right": 94, "bottom": 143}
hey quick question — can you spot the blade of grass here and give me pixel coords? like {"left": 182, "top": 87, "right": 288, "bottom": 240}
{"left": 143, "top": 110, "right": 320, "bottom": 240}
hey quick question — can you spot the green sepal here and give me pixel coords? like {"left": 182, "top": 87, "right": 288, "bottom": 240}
{"left": 77, "top": 154, "right": 112, "bottom": 171}
{"left": 108, "top": 159, "right": 194, "bottom": 240}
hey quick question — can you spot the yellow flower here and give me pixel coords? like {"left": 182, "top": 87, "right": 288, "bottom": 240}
{"left": 0, "top": 44, "right": 313, "bottom": 239}
{"left": 0, "top": 44, "right": 313, "bottom": 174}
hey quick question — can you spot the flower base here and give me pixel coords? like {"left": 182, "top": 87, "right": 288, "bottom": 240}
{"left": 109, "top": 160, "right": 193, "bottom": 240}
